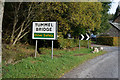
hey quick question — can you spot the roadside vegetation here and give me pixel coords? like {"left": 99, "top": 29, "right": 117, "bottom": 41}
{"left": 2, "top": 2, "right": 111, "bottom": 78}
{"left": 3, "top": 44, "right": 106, "bottom": 78}
{"left": 2, "top": 40, "right": 91, "bottom": 64}
{"left": 2, "top": 2, "right": 111, "bottom": 46}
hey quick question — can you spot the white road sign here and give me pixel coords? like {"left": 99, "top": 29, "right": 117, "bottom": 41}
{"left": 32, "top": 22, "right": 57, "bottom": 40}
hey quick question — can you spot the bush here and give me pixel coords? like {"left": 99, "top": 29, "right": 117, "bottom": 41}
{"left": 58, "top": 37, "right": 91, "bottom": 49}
{"left": 97, "top": 36, "right": 120, "bottom": 46}
{"left": 57, "top": 32, "right": 91, "bottom": 49}
{"left": 57, "top": 37, "right": 78, "bottom": 49}
{"left": 113, "top": 37, "right": 120, "bottom": 46}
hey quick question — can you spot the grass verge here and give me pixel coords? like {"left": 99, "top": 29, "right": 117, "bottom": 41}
{"left": 3, "top": 47, "right": 106, "bottom": 78}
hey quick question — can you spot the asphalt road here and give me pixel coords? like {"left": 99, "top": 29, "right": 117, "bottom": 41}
{"left": 61, "top": 45, "right": 119, "bottom": 78}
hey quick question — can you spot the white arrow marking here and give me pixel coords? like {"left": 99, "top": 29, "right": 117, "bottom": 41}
{"left": 86, "top": 33, "right": 90, "bottom": 40}
{"left": 81, "top": 34, "right": 84, "bottom": 40}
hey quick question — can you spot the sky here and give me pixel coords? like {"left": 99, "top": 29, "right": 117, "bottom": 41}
{"left": 109, "top": 0, "right": 120, "bottom": 14}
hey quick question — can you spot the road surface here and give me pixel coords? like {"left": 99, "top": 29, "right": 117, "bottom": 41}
{"left": 61, "top": 45, "right": 119, "bottom": 78}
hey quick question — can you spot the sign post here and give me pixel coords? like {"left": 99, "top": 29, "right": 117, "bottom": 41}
{"left": 79, "top": 40, "right": 80, "bottom": 49}
{"left": 35, "top": 40, "right": 37, "bottom": 58}
{"left": 86, "top": 33, "right": 90, "bottom": 49}
{"left": 52, "top": 40, "right": 53, "bottom": 59}
{"left": 88, "top": 40, "right": 89, "bottom": 49}
{"left": 79, "top": 33, "right": 90, "bottom": 49}
{"left": 32, "top": 22, "right": 57, "bottom": 59}
{"left": 79, "top": 34, "right": 84, "bottom": 49}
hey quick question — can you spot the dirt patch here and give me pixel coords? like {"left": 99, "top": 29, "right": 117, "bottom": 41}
{"left": 74, "top": 54, "right": 87, "bottom": 56}
{"left": 53, "top": 55, "right": 61, "bottom": 58}
{"left": 31, "top": 61, "right": 37, "bottom": 64}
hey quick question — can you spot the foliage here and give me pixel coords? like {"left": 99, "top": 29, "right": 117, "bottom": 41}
{"left": 3, "top": 2, "right": 38, "bottom": 45}
{"left": 3, "top": 2, "right": 103, "bottom": 45}
{"left": 57, "top": 37, "right": 78, "bottom": 49}
{"left": 68, "top": 2, "right": 102, "bottom": 37}
{"left": 97, "top": 36, "right": 120, "bottom": 46}
{"left": 34, "top": 2, "right": 103, "bottom": 37}
{"left": 113, "top": 37, "right": 120, "bottom": 46}
{"left": 2, "top": 39, "right": 91, "bottom": 64}
{"left": 3, "top": 48, "right": 106, "bottom": 78}
{"left": 108, "top": 14, "right": 114, "bottom": 20}
{"left": 97, "top": 36, "right": 113, "bottom": 46}
{"left": 57, "top": 32, "right": 91, "bottom": 49}
{"left": 94, "top": 2, "right": 111, "bottom": 34}
{"left": 58, "top": 38, "right": 91, "bottom": 49}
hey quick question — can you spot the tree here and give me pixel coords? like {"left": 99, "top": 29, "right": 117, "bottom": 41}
{"left": 3, "top": 2, "right": 103, "bottom": 45}
{"left": 68, "top": 2, "right": 102, "bottom": 37}
{"left": 108, "top": 13, "right": 114, "bottom": 20}
{"left": 3, "top": 2, "right": 72, "bottom": 45}
{"left": 3, "top": 2, "right": 39, "bottom": 45}
{"left": 95, "top": 2, "right": 111, "bottom": 34}
{"left": 0, "top": 0, "right": 4, "bottom": 57}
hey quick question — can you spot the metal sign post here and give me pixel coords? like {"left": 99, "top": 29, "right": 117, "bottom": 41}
{"left": 79, "top": 40, "right": 80, "bottom": 49}
{"left": 79, "top": 34, "right": 84, "bottom": 50}
{"left": 79, "top": 33, "right": 90, "bottom": 49}
{"left": 88, "top": 40, "right": 89, "bottom": 49}
{"left": 51, "top": 40, "right": 53, "bottom": 59}
{"left": 32, "top": 22, "right": 57, "bottom": 59}
{"left": 35, "top": 40, "right": 37, "bottom": 58}
{"left": 86, "top": 33, "right": 90, "bottom": 49}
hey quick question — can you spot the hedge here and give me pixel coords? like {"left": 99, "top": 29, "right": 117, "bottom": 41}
{"left": 97, "top": 36, "right": 120, "bottom": 46}
{"left": 58, "top": 37, "right": 91, "bottom": 49}
{"left": 35, "top": 38, "right": 90, "bottom": 49}
{"left": 113, "top": 37, "right": 120, "bottom": 46}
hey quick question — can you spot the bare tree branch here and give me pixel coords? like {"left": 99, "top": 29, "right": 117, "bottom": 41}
{"left": 18, "top": 30, "right": 30, "bottom": 41}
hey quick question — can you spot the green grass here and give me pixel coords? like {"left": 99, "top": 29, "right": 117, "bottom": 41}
{"left": 2, "top": 47, "right": 106, "bottom": 78}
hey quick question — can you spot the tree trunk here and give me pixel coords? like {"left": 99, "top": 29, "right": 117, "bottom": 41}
{"left": 10, "top": 3, "right": 33, "bottom": 46}
{"left": 0, "top": 0, "right": 4, "bottom": 57}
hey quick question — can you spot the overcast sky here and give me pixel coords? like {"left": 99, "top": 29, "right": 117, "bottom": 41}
{"left": 109, "top": 0, "right": 120, "bottom": 14}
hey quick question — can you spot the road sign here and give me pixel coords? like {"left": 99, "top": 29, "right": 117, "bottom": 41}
{"left": 32, "top": 22, "right": 57, "bottom": 59}
{"left": 80, "top": 34, "right": 84, "bottom": 40}
{"left": 32, "top": 22, "right": 57, "bottom": 40}
{"left": 79, "top": 33, "right": 90, "bottom": 40}
{"left": 79, "top": 33, "right": 90, "bottom": 49}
